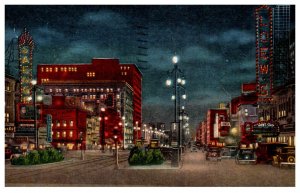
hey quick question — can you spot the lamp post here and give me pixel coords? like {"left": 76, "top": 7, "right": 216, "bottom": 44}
{"left": 113, "top": 128, "right": 119, "bottom": 169}
{"left": 31, "top": 80, "right": 38, "bottom": 149}
{"left": 166, "top": 55, "right": 186, "bottom": 151}
{"left": 100, "top": 107, "right": 107, "bottom": 153}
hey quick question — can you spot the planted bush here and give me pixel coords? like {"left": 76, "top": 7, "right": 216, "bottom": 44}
{"left": 11, "top": 148, "right": 64, "bottom": 165}
{"left": 128, "top": 148, "right": 164, "bottom": 165}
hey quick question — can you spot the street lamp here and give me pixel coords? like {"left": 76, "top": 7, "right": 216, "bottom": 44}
{"left": 31, "top": 80, "right": 38, "bottom": 149}
{"left": 165, "top": 55, "right": 186, "bottom": 149}
{"left": 113, "top": 128, "right": 119, "bottom": 169}
{"left": 100, "top": 107, "right": 107, "bottom": 153}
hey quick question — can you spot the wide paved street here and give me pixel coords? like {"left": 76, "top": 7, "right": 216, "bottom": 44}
{"left": 5, "top": 149, "right": 295, "bottom": 187}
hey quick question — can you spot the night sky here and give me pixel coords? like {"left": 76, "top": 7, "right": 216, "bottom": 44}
{"left": 5, "top": 5, "right": 295, "bottom": 133}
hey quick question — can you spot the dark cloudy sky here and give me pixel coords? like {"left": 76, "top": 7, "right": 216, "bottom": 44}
{"left": 5, "top": 5, "right": 295, "bottom": 132}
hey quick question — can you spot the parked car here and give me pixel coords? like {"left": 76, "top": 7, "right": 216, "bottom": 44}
{"left": 272, "top": 146, "right": 295, "bottom": 168}
{"left": 221, "top": 146, "right": 238, "bottom": 159}
{"left": 256, "top": 143, "right": 288, "bottom": 164}
{"left": 235, "top": 148, "right": 257, "bottom": 164}
{"left": 8, "top": 146, "right": 24, "bottom": 160}
{"left": 5, "top": 147, "right": 12, "bottom": 160}
{"left": 206, "top": 146, "right": 221, "bottom": 161}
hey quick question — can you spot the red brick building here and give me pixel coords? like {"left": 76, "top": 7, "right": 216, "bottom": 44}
{"left": 43, "top": 96, "right": 88, "bottom": 150}
{"left": 37, "top": 58, "right": 142, "bottom": 149}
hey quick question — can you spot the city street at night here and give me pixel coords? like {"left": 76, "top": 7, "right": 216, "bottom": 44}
{"left": 5, "top": 150, "right": 295, "bottom": 187}
{"left": 4, "top": 3, "right": 296, "bottom": 190}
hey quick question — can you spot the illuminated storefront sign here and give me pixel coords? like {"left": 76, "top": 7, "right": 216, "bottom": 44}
{"left": 256, "top": 6, "right": 273, "bottom": 102}
{"left": 18, "top": 28, "right": 34, "bottom": 103}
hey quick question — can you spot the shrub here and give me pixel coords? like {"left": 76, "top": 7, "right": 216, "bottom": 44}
{"left": 128, "top": 148, "right": 165, "bottom": 165}
{"left": 10, "top": 148, "right": 64, "bottom": 165}
{"left": 38, "top": 150, "right": 49, "bottom": 163}
{"left": 27, "top": 150, "right": 40, "bottom": 165}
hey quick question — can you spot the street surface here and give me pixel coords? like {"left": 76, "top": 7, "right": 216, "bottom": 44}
{"left": 5, "top": 149, "right": 295, "bottom": 187}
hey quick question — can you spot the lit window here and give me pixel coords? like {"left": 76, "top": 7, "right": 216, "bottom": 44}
{"left": 63, "top": 120, "right": 67, "bottom": 127}
{"left": 69, "top": 131, "right": 73, "bottom": 138}
{"left": 49, "top": 89, "right": 52, "bottom": 92}
{"left": 70, "top": 121, "right": 74, "bottom": 127}
{"left": 65, "top": 89, "right": 68, "bottom": 92}
{"left": 116, "top": 95, "right": 120, "bottom": 99}
{"left": 56, "top": 132, "right": 60, "bottom": 138}
{"left": 68, "top": 67, "right": 71, "bottom": 71}
{"left": 5, "top": 113, "right": 9, "bottom": 123}
{"left": 55, "top": 67, "right": 58, "bottom": 72}
{"left": 46, "top": 68, "right": 49, "bottom": 72}
{"left": 75, "top": 67, "right": 77, "bottom": 72}
{"left": 61, "top": 67, "right": 64, "bottom": 71}
{"left": 64, "top": 67, "right": 67, "bottom": 72}
{"left": 56, "top": 121, "right": 60, "bottom": 127}
{"left": 49, "top": 68, "right": 52, "bottom": 72}
{"left": 125, "top": 72, "right": 127, "bottom": 75}
{"left": 41, "top": 67, "right": 44, "bottom": 72}
{"left": 93, "top": 88, "right": 96, "bottom": 92}
{"left": 62, "top": 131, "right": 66, "bottom": 138}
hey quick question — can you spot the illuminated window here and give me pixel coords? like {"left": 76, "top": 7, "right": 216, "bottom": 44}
{"left": 70, "top": 121, "right": 74, "bottom": 127}
{"left": 56, "top": 121, "right": 60, "bottom": 127}
{"left": 56, "top": 132, "right": 60, "bottom": 138}
{"left": 46, "top": 67, "right": 49, "bottom": 72}
{"left": 49, "top": 68, "right": 52, "bottom": 72}
{"left": 75, "top": 67, "right": 77, "bottom": 72}
{"left": 62, "top": 131, "right": 66, "bottom": 138}
{"left": 64, "top": 67, "right": 67, "bottom": 72}
{"left": 63, "top": 120, "right": 67, "bottom": 127}
{"left": 49, "top": 89, "right": 52, "bottom": 92}
{"left": 61, "top": 67, "right": 64, "bottom": 71}
{"left": 125, "top": 72, "right": 127, "bottom": 75}
{"left": 93, "top": 88, "right": 96, "bottom": 92}
{"left": 41, "top": 67, "right": 44, "bottom": 72}
{"left": 65, "top": 89, "right": 68, "bottom": 92}
{"left": 55, "top": 67, "right": 58, "bottom": 72}
{"left": 5, "top": 113, "right": 9, "bottom": 123}
{"left": 68, "top": 67, "right": 71, "bottom": 71}
{"left": 69, "top": 131, "right": 73, "bottom": 138}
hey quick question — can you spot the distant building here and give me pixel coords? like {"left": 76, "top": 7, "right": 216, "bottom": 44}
{"left": 5, "top": 74, "right": 18, "bottom": 146}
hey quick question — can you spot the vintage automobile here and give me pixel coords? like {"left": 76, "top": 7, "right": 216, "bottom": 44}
{"left": 256, "top": 143, "right": 288, "bottom": 164}
{"left": 272, "top": 146, "right": 295, "bottom": 168}
{"left": 7, "top": 145, "right": 24, "bottom": 160}
{"left": 220, "top": 146, "right": 238, "bottom": 159}
{"left": 206, "top": 146, "right": 221, "bottom": 161}
{"left": 235, "top": 148, "right": 257, "bottom": 164}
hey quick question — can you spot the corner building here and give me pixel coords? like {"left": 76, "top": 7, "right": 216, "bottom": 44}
{"left": 37, "top": 58, "right": 142, "bottom": 149}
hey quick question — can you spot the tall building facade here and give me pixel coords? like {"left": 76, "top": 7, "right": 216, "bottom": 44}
{"left": 37, "top": 58, "right": 142, "bottom": 149}
{"left": 273, "top": 5, "right": 291, "bottom": 88}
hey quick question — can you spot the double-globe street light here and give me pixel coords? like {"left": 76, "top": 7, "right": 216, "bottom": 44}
{"left": 165, "top": 56, "right": 186, "bottom": 160}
